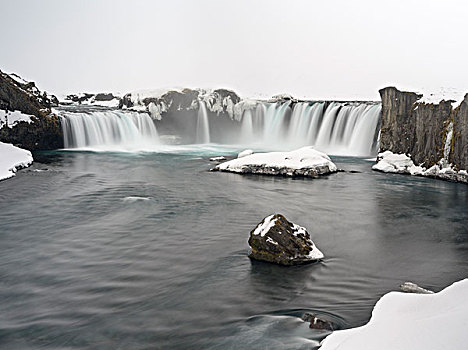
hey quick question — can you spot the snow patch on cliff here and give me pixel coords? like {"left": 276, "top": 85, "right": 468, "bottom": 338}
{"left": 415, "top": 88, "right": 466, "bottom": 108}
{"left": 0, "top": 142, "right": 33, "bottom": 180}
{"left": 320, "top": 279, "right": 468, "bottom": 350}
{"left": 0, "top": 110, "right": 34, "bottom": 128}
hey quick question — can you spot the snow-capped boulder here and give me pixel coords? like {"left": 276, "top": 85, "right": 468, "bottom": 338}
{"left": 0, "top": 142, "right": 33, "bottom": 181}
{"left": 320, "top": 279, "right": 468, "bottom": 350}
{"left": 213, "top": 147, "right": 337, "bottom": 178}
{"left": 248, "top": 214, "right": 324, "bottom": 266}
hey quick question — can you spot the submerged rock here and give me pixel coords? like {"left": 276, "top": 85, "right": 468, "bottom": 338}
{"left": 302, "top": 313, "right": 335, "bottom": 331}
{"left": 248, "top": 214, "right": 324, "bottom": 266}
{"left": 400, "top": 282, "right": 434, "bottom": 294}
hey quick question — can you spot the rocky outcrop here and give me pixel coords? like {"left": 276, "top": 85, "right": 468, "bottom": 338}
{"left": 379, "top": 87, "right": 468, "bottom": 180}
{"left": 248, "top": 214, "right": 324, "bottom": 265}
{"left": 62, "top": 92, "right": 121, "bottom": 107}
{"left": 0, "top": 70, "right": 62, "bottom": 150}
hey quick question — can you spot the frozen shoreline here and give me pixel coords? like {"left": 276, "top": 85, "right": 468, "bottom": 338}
{"left": 0, "top": 142, "right": 33, "bottom": 181}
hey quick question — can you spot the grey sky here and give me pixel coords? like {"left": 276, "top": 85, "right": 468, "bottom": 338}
{"left": 2, "top": 0, "right": 468, "bottom": 100}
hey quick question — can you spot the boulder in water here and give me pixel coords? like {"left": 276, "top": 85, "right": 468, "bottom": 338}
{"left": 248, "top": 214, "right": 324, "bottom": 265}
{"left": 302, "top": 313, "right": 335, "bottom": 331}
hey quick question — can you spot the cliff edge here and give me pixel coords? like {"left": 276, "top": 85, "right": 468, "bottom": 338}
{"left": 379, "top": 87, "right": 467, "bottom": 181}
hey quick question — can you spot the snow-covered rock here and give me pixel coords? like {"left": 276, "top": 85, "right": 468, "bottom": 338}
{"left": 237, "top": 149, "right": 253, "bottom": 158}
{"left": 209, "top": 156, "right": 226, "bottom": 162}
{"left": 320, "top": 279, "right": 468, "bottom": 350}
{"left": 248, "top": 214, "right": 324, "bottom": 265}
{"left": 373, "top": 151, "right": 468, "bottom": 183}
{"left": 372, "top": 151, "right": 424, "bottom": 175}
{"left": 213, "top": 147, "right": 337, "bottom": 178}
{"left": 0, "top": 142, "right": 33, "bottom": 180}
{"left": 400, "top": 282, "right": 434, "bottom": 294}
{"left": 61, "top": 93, "right": 121, "bottom": 108}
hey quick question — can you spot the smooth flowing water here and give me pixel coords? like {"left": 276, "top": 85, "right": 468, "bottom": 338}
{"left": 0, "top": 147, "right": 467, "bottom": 350}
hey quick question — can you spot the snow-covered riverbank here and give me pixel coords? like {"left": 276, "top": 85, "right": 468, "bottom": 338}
{"left": 320, "top": 279, "right": 468, "bottom": 350}
{"left": 0, "top": 142, "right": 33, "bottom": 180}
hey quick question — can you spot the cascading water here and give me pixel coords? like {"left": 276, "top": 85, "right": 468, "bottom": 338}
{"left": 244, "top": 101, "right": 381, "bottom": 156}
{"left": 59, "top": 100, "right": 381, "bottom": 157}
{"left": 60, "top": 110, "right": 160, "bottom": 151}
{"left": 196, "top": 101, "right": 210, "bottom": 144}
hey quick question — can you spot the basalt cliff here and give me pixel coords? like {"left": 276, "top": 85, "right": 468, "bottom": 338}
{"left": 379, "top": 87, "right": 467, "bottom": 181}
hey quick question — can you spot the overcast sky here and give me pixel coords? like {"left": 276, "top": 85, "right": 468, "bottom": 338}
{"left": 2, "top": 0, "right": 468, "bottom": 100}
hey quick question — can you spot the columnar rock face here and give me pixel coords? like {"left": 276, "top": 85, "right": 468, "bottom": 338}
{"left": 452, "top": 96, "right": 468, "bottom": 170}
{"left": 379, "top": 87, "right": 467, "bottom": 171}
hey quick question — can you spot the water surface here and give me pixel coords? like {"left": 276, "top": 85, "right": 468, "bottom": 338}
{"left": 0, "top": 147, "right": 467, "bottom": 349}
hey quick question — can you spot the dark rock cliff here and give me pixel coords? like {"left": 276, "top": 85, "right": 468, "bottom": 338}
{"left": 379, "top": 87, "right": 467, "bottom": 170}
{"left": 0, "top": 70, "right": 63, "bottom": 150}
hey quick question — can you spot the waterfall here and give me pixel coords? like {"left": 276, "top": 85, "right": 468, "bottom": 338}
{"left": 59, "top": 99, "right": 381, "bottom": 157}
{"left": 241, "top": 101, "right": 381, "bottom": 156}
{"left": 240, "top": 109, "right": 254, "bottom": 143}
{"left": 60, "top": 110, "right": 160, "bottom": 151}
{"left": 263, "top": 102, "right": 292, "bottom": 145}
{"left": 196, "top": 101, "right": 210, "bottom": 144}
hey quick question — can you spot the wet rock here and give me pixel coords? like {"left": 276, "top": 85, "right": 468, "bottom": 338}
{"left": 301, "top": 313, "right": 335, "bottom": 331}
{"left": 248, "top": 214, "right": 324, "bottom": 266}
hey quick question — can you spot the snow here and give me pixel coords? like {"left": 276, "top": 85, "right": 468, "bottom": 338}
{"left": 266, "top": 237, "right": 278, "bottom": 245}
{"left": 372, "top": 151, "right": 467, "bottom": 182}
{"left": 238, "top": 149, "right": 254, "bottom": 158}
{"left": 415, "top": 87, "right": 467, "bottom": 108}
{"left": 320, "top": 278, "right": 468, "bottom": 350}
{"left": 209, "top": 156, "right": 226, "bottom": 161}
{"left": 305, "top": 243, "right": 324, "bottom": 260}
{"left": 0, "top": 142, "right": 33, "bottom": 181}
{"left": 292, "top": 223, "right": 307, "bottom": 237}
{"left": 8, "top": 73, "right": 28, "bottom": 85}
{"left": 0, "top": 109, "right": 34, "bottom": 128}
{"left": 253, "top": 214, "right": 277, "bottom": 237}
{"left": 215, "top": 147, "right": 337, "bottom": 174}
{"left": 372, "top": 151, "right": 423, "bottom": 175}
